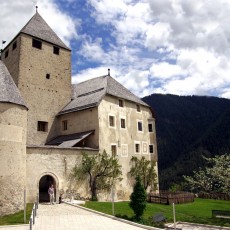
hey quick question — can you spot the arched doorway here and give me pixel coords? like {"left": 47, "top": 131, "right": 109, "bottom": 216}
{"left": 39, "top": 175, "right": 56, "bottom": 202}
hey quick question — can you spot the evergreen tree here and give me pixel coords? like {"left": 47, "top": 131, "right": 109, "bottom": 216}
{"left": 129, "top": 176, "right": 147, "bottom": 220}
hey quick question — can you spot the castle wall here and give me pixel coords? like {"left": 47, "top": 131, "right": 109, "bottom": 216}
{"left": 0, "top": 103, "right": 27, "bottom": 215}
{"left": 11, "top": 34, "right": 71, "bottom": 145}
{"left": 98, "top": 95, "right": 158, "bottom": 199}
{"left": 26, "top": 147, "right": 98, "bottom": 202}
{"left": 57, "top": 108, "right": 99, "bottom": 148}
{"left": 1, "top": 37, "right": 21, "bottom": 85}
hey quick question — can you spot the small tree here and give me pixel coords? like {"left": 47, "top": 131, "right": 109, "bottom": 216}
{"left": 129, "top": 156, "right": 158, "bottom": 191}
{"left": 73, "top": 151, "right": 122, "bottom": 200}
{"left": 183, "top": 154, "right": 230, "bottom": 195}
{"left": 129, "top": 176, "right": 147, "bottom": 220}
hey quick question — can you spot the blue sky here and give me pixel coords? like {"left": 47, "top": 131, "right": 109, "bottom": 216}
{"left": 1, "top": 0, "right": 230, "bottom": 98}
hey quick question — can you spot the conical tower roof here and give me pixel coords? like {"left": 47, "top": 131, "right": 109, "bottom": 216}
{"left": 20, "top": 12, "right": 70, "bottom": 50}
{"left": 0, "top": 61, "right": 27, "bottom": 108}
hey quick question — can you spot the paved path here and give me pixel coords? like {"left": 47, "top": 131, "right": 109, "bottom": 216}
{"left": 33, "top": 203, "right": 153, "bottom": 230}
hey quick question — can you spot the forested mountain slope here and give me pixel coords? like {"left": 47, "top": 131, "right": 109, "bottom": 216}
{"left": 142, "top": 94, "right": 230, "bottom": 189}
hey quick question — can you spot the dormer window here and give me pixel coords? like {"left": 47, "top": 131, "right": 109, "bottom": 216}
{"left": 32, "top": 39, "right": 42, "bottom": 49}
{"left": 53, "top": 46, "right": 59, "bottom": 55}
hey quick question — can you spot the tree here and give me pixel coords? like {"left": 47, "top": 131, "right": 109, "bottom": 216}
{"left": 129, "top": 176, "right": 147, "bottom": 220}
{"left": 73, "top": 151, "right": 122, "bottom": 200}
{"left": 183, "top": 154, "right": 230, "bottom": 195}
{"left": 129, "top": 156, "right": 158, "bottom": 191}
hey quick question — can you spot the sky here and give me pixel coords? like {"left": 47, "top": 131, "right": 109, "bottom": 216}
{"left": 1, "top": 0, "right": 230, "bottom": 99}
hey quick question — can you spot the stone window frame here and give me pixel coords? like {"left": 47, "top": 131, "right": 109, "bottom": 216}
{"left": 111, "top": 143, "right": 117, "bottom": 157}
{"left": 142, "top": 141, "right": 148, "bottom": 154}
{"left": 37, "top": 121, "right": 48, "bottom": 132}
{"left": 120, "top": 116, "right": 126, "bottom": 129}
{"left": 136, "top": 104, "right": 141, "bottom": 113}
{"left": 121, "top": 144, "right": 128, "bottom": 157}
{"left": 108, "top": 114, "right": 116, "bottom": 128}
{"left": 137, "top": 120, "right": 143, "bottom": 132}
{"left": 32, "top": 38, "right": 42, "bottom": 50}
{"left": 134, "top": 141, "right": 141, "bottom": 154}
{"left": 118, "top": 99, "right": 124, "bottom": 108}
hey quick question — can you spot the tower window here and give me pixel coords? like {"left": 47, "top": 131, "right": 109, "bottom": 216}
{"left": 37, "top": 121, "right": 48, "bottom": 132}
{"left": 53, "top": 46, "right": 59, "bottom": 55}
{"left": 32, "top": 39, "right": 42, "bottom": 49}
{"left": 62, "top": 120, "right": 68, "bottom": 131}
{"left": 12, "top": 41, "right": 17, "bottom": 50}
{"left": 46, "top": 74, "right": 50, "bottom": 79}
{"left": 5, "top": 50, "right": 9, "bottom": 58}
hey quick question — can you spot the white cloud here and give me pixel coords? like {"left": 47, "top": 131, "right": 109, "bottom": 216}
{"left": 0, "top": 0, "right": 78, "bottom": 48}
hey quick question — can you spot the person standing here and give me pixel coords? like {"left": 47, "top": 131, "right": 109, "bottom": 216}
{"left": 48, "top": 184, "right": 55, "bottom": 204}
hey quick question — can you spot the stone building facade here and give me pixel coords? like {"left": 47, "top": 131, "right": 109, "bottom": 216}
{"left": 0, "top": 12, "right": 158, "bottom": 215}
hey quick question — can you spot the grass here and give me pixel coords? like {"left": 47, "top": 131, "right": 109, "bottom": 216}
{"left": 83, "top": 198, "right": 230, "bottom": 228}
{"left": 0, "top": 203, "right": 34, "bottom": 226}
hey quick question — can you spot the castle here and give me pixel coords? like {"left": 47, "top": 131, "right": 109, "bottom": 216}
{"left": 0, "top": 11, "right": 158, "bottom": 215}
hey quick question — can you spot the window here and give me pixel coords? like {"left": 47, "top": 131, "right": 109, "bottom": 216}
{"left": 142, "top": 142, "right": 148, "bottom": 154}
{"left": 149, "top": 145, "right": 154, "bottom": 154}
{"left": 12, "top": 41, "right": 17, "bottom": 50}
{"left": 121, "top": 118, "right": 126, "bottom": 129}
{"left": 109, "top": 115, "right": 115, "bottom": 127}
{"left": 137, "top": 121, "right": 143, "bottom": 131}
{"left": 32, "top": 39, "right": 42, "bottom": 49}
{"left": 148, "top": 123, "right": 153, "bottom": 132}
{"left": 121, "top": 144, "right": 128, "bottom": 157}
{"left": 119, "top": 99, "right": 124, "bottom": 107}
{"left": 53, "top": 46, "right": 60, "bottom": 55}
{"left": 135, "top": 143, "right": 140, "bottom": 153}
{"left": 136, "top": 104, "right": 141, "bottom": 112}
{"left": 62, "top": 120, "right": 68, "bottom": 131}
{"left": 5, "top": 50, "right": 9, "bottom": 58}
{"left": 111, "top": 145, "right": 117, "bottom": 157}
{"left": 46, "top": 74, "right": 50, "bottom": 79}
{"left": 37, "top": 121, "right": 48, "bottom": 132}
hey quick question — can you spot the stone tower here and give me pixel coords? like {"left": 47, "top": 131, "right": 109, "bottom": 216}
{"left": 0, "top": 61, "right": 27, "bottom": 215}
{"left": 1, "top": 12, "right": 72, "bottom": 145}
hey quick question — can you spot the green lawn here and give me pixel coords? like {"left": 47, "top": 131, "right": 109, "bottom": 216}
{"left": 83, "top": 198, "right": 230, "bottom": 228}
{"left": 0, "top": 203, "right": 34, "bottom": 226}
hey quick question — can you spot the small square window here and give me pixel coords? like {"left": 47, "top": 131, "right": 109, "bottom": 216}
{"left": 149, "top": 145, "right": 154, "bottom": 154}
{"left": 5, "top": 50, "right": 9, "bottom": 58}
{"left": 62, "top": 120, "right": 68, "bottom": 130}
{"left": 111, "top": 145, "right": 117, "bottom": 157}
{"left": 148, "top": 123, "right": 153, "bottom": 132}
{"left": 53, "top": 46, "right": 60, "bottom": 55}
{"left": 32, "top": 39, "right": 42, "bottom": 49}
{"left": 46, "top": 74, "right": 50, "bottom": 79}
{"left": 37, "top": 121, "right": 48, "bottom": 132}
{"left": 135, "top": 143, "right": 140, "bottom": 153}
{"left": 119, "top": 99, "right": 124, "bottom": 107}
{"left": 109, "top": 115, "right": 115, "bottom": 127}
{"left": 121, "top": 118, "right": 126, "bottom": 128}
{"left": 137, "top": 121, "right": 143, "bottom": 131}
{"left": 136, "top": 104, "right": 141, "bottom": 112}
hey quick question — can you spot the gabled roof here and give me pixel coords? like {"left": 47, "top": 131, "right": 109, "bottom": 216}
{"left": 0, "top": 61, "right": 27, "bottom": 108}
{"left": 58, "top": 75, "right": 149, "bottom": 115}
{"left": 20, "top": 12, "right": 70, "bottom": 50}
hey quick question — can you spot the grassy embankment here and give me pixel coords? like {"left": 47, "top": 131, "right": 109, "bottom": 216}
{"left": 0, "top": 203, "right": 33, "bottom": 225}
{"left": 84, "top": 198, "right": 230, "bottom": 228}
